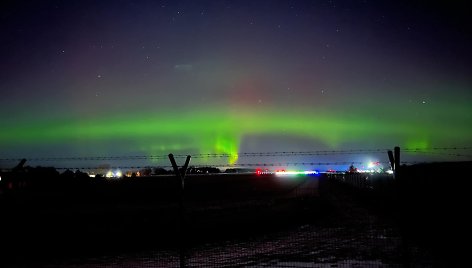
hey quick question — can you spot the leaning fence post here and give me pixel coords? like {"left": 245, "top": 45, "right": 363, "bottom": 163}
{"left": 168, "top": 154, "right": 191, "bottom": 268}
{"left": 388, "top": 150, "right": 395, "bottom": 174}
{"left": 387, "top": 146, "right": 400, "bottom": 179}
{"left": 394, "top": 146, "right": 400, "bottom": 178}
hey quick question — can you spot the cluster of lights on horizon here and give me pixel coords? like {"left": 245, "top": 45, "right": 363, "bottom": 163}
{"left": 86, "top": 160, "right": 388, "bottom": 179}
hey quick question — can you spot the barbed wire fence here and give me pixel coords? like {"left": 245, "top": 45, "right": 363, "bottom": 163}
{"left": 1, "top": 146, "right": 471, "bottom": 172}
{"left": 1, "top": 147, "right": 470, "bottom": 267}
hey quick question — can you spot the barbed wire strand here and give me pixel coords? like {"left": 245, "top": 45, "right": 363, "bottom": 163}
{"left": 1, "top": 147, "right": 471, "bottom": 162}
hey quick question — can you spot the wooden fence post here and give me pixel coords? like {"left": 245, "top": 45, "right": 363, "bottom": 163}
{"left": 168, "top": 154, "right": 191, "bottom": 268}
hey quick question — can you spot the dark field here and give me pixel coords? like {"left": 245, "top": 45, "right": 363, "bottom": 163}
{"left": 1, "top": 163, "right": 470, "bottom": 267}
{"left": 1, "top": 173, "right": 326, "bottom": 265}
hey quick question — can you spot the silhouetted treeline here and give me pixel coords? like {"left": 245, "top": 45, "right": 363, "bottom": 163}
{"left": 187, "top": 166, "right": 221, "bottom": 174}
{"left": 0, "top": 165, "right": 107, "bottom": 193}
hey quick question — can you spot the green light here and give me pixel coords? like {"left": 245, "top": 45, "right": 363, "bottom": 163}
{"left": 1, "top": 103, "right": 471, "bottom": 163}
{"left": 215, "top": 134, "right": 239, "bottom": 164}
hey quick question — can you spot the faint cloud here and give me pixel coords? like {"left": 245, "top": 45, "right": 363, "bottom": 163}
{"left": 174, "top": 64, "right": 193, "bottom": 71}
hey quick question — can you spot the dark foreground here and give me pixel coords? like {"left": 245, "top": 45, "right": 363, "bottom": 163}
{"left": 0, "top": 163, "right": 470, "bottom": 267}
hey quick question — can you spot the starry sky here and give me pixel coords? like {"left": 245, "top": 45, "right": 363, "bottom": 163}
{"left": 1, "top": 0, "right": 471, "bottom": 170}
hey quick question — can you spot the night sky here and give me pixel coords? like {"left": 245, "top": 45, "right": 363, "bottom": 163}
{"left": 1, "top": 0, "right": 471, "bottom": 170}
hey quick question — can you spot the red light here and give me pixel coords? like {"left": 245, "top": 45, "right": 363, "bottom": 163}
{"left": 255, "top": 168, "right": 262, "bottom": 175}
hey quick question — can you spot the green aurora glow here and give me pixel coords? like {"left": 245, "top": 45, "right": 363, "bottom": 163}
{"left": 2, "top": 101, "right": 470, "bottom": 164}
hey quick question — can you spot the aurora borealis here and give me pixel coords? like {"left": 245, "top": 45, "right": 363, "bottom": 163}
{"left": 1, "top": 0, "right": 471, "bottom": 169}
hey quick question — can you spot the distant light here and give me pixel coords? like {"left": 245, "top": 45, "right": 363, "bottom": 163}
{"left": 105, "top": 170, "right": 123, "bottom": 178}
{"left": 89, "top": 174, "right": 96, "bottom": 178}
{"left": 275, "top": 170, "right": 318, "bottom": 176}
{"left": 255, "top": 168, "right": 272, "bottom": 175}
{"left": 387, "top": 170, "right": 394, "bottom": 174}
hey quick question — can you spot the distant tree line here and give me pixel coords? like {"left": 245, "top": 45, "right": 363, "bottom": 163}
{"left": 0, "top": 160, "right": 226, "bottom": 193}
